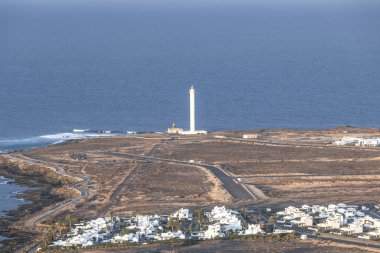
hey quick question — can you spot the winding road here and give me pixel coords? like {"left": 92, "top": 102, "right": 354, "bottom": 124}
{"left": 101, "top": 151, "right": 256, "bottom": 200}
{"left": 25, "top": 174, "right": 91, "bottom": 228}
{"left": 3, "top": 154, "right": 91, "bottom": 253}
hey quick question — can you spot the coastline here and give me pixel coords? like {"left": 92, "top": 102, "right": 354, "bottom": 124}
{"left": 0, "top": 176, "right": 31, "bottom": 218}
{"left": 0, "top": 155, "right": 79, "bottom": 252}
{"left": 1, "top": 127, "right": 380, "bottom": 252}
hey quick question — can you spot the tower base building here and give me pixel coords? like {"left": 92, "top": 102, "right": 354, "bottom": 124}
{"left": 167, "top": 86, "right": 207, "bottom": 135}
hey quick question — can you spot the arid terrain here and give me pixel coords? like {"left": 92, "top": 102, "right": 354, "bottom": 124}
{"left": 80, "top": 239, "right": 375, "bottom": 253}
{"left": 2, "top": 127, "right": 380, "bottom": 252}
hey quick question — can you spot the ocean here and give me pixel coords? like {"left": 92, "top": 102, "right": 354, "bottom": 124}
{"left": 0, "top": 176, "right": 30, "bottom": 217}
{"left": 0, "top": 0, "right": 380, "bottom": 217}
{"left": 1, "top": 1, "right": 380, "bottom": 152}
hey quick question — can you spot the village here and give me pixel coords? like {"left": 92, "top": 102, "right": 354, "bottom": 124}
{"left": 49, "top": 203, "right": 380, "bottom": 249}
{"left": 276, "top": 203, "right": 380, "bottom": 239}
{"left": 334, "top": 136, "right": 380, "bottom": 147}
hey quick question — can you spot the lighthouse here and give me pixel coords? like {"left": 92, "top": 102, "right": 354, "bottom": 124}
{"left": 189, "top": 86, "right": 196, "bottom": 133}
{"left": 167, "top": 85, "right": 207, "bottom": 135}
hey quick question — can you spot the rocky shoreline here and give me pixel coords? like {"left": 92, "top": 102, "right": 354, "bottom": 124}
{"left": 0, "top": 155, "right": 79, "bottom": 253}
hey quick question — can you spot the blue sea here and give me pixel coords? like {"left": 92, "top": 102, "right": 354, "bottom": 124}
{"left": 1, "top": 0, "right": 380, "bottom": 152}
{"left": 0, "top": 176, "right": 30, "bottom": 217}
{"left": 0, "top": 0, "right": 380, "bottom": 237}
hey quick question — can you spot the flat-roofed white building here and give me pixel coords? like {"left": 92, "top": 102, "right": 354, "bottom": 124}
{"left": 243, "top": 134, "right": 259, "bottom": 139}
{"left": 168, "top": 86, "right": 207, "bottom": 135}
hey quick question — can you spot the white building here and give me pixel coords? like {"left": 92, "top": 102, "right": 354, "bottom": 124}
{"left": 168, "top": 86, "right": 207, "bottom": 135}
{"left": 159, "top": 231, "right": 176, "bottom": 240}
{"left": 205, "top": 206, "right": 242, "bottom": 233}
{"left": 334, "top": 136, "right": 380, "bottom": 147}
{"left": 340, "top": 221, "right": 363, "bottom": 234}
{"left": 171, "top": 208, "right": 192, "bottom": 220}
{"left": 243, "top": 134, "right": 259, "bottom": 139}
{"left": 299, "top": 215, "right": 314, "bottom": 227}
{"left": 52, "top": 217, "right": 116, "bottom": 247}
{"left": 244, "top": 224, "right": 264, "bottom": 235}
{"left": 368, "top": 229, "right": 380, "bottom": 239}
{"left": 202, "top": 224, "right": 223, "bottom": 239}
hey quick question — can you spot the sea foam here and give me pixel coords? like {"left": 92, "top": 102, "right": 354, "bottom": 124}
{"left": 0, "top": 129, "right": 131, "bottom": 153}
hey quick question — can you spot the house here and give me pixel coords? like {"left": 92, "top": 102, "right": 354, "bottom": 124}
{"left": 317, "top": 214, "right": 344, "bottom": 230}
{"left": 111, "top": 234, "right": 130, "bottom": 243}
{"left": 167, "top": 123, "right": 184, "bottom": 134}
{"left": 159, "top": 231, "right": 176, "bottom": 240}
{"left": 137, "top": 215, "right": 150, "bottom": 229}
{"left": 273, "top": 229, "right": 294, "bottom": 234}
{"left": 208, "top": 206, "right": 242, "bottom": 233}
{"left": 175, "top": 230, "right": 186, "bottom": 239}
{"left": 300, "top": 215, "right": 313, "bottom": 227}
{"left": 243, "top": 134, "right": 259, "bottom": 139}
{"left": 357, "top": 139, "right": 380, "bottom": 147}
{"left": 301, "top": 205, "right": 311, "bottom": 212}
{"left": 244, "top": 224, "right": 264, "bottom": 235}
{"left": 190, "top": 232, "right": 202, "bottom": 239}
{"left": 344, "top": 207, "right": 357, "bottom": 218}
{"left": 327, "top": 204, "right": 338, "bottom": 212}
{"left": 202, "top": 224, "right": 223, "bottom": 239}
{"left": 368, "top": 229, "right": 380, "bottom": 239}
{"left": 340, "top": 221, "right": 363, "bottom": 234}
{"left": 171, "top": 208, "right": 192, "bottom": 220}
{"left": 373, "top": 219, "right": 380, "bottom": 228}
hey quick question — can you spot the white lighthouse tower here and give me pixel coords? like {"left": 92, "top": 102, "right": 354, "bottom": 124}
{"left": 189, "top": 85, "right": 196, "bottom": 133}
{"left": 167, "top": 85, "right": 207, "bottom": 135}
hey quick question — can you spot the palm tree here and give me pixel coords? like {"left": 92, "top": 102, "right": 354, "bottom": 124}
{"left": 110, "top": 211, "right": 115, "bottom": 222}
{"left": 43, "top": 230, "right": 54, "bottom": 248}
{"left": 56, "top": 221, "right": 68, "bottom": 237}
{"left": 65, "top": 214, "right": 73, "bottom": 230}
{"left": 241, "top": 207, "right": 248, "bottom": 219}
{"left": 168, "top": 218, "right": 175, "bottom": 231}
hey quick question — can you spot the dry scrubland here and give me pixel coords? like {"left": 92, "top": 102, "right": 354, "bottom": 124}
{"left": 5, "top": 127, "right": 380, "bottom": 252}
{"left": 154, "top": 128, "right": 380, "bottom": 207}
{"left": 18, "top": 135, "right": 227, "bottom": 219}
{"left": 15, "top": 127, "right": 380, "bottom": 215}
{"left": 81, "top": 239, "right": 374, "bottom": 253}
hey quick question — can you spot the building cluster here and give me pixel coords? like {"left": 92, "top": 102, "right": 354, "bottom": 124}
{"left": 51, "top": 206, "right": 273, "bottom": 248}
{"left": 52, "top": 217, "right": 119, "bottom": 247}
{"left": 202, "top": 206, "right": 264, "bottom": 239}
{"left": 50, "top": 203, "right": 380, "bottom": 248}
{"left": 334, "top": 136, "right": 380, "bottom": 147}
{"left": 276, "top": 203, "right": 380, "bottom": 239}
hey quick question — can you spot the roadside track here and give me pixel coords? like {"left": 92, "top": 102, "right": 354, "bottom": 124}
{"left": 101, "top": 151, "right": 256, "bottom": 200}
{"left": 2, "top": 154, "right": 91, "bottom": 253}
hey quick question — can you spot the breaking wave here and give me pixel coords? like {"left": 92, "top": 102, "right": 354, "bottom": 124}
{"left": 0, "top": 176, "right": 13, "bottom": 185}
{"left": 0, "top": 129, "right": 136, "bottom": 153}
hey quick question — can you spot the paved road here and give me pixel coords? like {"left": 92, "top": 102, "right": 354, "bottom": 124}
{"left": 2, "top": 154, "right": 91, "bottom": 229}
{"left": 367, "top": 210, "right": 380, "bottom": 219}
{"left": 25, "top": 172, "right": 90, "bottom": 253}
{"left": 2, "top": 155, "right": 91, "bottom": 253}
{"left": 306, "top": 231, "right": 380, "bottom": 250}
{"left": 102, "top": 152, "right": 255, "bottom": 200}
{"left": 25, "top": 174, "right": 90, "bottom": 228}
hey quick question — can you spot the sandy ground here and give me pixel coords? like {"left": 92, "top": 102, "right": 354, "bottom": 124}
{"left": 80, "top": 239, "right": 374, "bottom": 253}
{"left": 5, "top": 127, "right": 380, "bottom": 252}
{"left": 15, "top": 127, "right": 380, "bottom": 213}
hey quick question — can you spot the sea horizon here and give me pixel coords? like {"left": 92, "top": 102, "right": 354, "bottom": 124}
{"left": 1, "top": 0, "right": 380, "bottom": 145}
